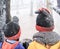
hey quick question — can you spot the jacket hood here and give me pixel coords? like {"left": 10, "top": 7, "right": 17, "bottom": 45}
{"left": 33, "top": 32, "right": 60, "bottom": 45}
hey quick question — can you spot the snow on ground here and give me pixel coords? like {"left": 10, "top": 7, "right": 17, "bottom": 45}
{"left": 53, "top": 10, "right": 60, "bottom": 34}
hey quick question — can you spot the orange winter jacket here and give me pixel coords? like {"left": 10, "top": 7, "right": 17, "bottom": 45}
{"left": 2, "top": 41, "right": 18, "bottom": 49}
{"left": 28, "top": 41, "right": 60, "bottom": 49}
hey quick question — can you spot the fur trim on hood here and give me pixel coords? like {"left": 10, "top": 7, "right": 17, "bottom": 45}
{"left": 33, "top": 32, "right": 60, "bottom": 45}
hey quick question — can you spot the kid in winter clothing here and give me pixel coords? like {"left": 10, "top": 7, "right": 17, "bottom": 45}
{"left": 28, "top": 8, "right": 60, "bottom": 49}
{"left": 2, "top": 22, "right": 25, "bottom": 49}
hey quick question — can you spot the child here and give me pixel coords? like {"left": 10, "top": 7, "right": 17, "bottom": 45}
{"left": 28, "top": 8, "right": 60, "bottom": 49}
{"left": 2, "top": 22, "right": 25, "bottom": 49}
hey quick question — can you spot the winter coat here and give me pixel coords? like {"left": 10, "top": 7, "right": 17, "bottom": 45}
{"left": 28, "top": 32, "right": 60, "bottom": 49}
{"left": 0, "top": 42, "right": 2, "bottom": 49}
{"left": 28, "top": 41, "right": 60, "bottom": 49}
{"left": 2, "top": 39, "right": 25, "bottom": 49}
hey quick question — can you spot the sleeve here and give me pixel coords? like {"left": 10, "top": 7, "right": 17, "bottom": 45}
{"left": 0, "top": 42, "right": 2, "bottom": 48}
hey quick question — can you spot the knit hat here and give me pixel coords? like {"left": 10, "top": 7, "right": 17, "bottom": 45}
{"left": 35, "top": 8, "right": 54, "bottom": 32}
{"left": 3, "top": 22, "right": 21, "bottom": 40}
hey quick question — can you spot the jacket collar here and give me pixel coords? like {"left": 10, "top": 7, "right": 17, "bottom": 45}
{"left": 33, "top": 32, "right": 60, "bottom": 45}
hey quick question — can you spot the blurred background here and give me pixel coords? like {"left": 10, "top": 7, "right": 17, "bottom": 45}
{"left": 10, "top": 0, "right": 60, "bottom": 40}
